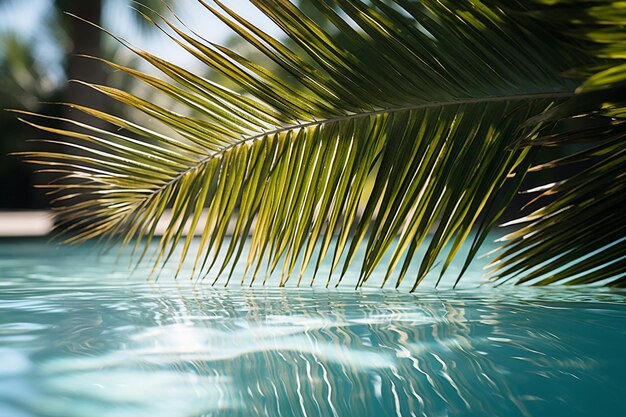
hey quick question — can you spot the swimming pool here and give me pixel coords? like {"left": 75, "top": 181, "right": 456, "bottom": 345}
{"left": 1, "top": 239, "right": 625, "bottom": 416}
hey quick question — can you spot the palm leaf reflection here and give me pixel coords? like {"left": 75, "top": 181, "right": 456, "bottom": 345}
{"left": 37, "top": 289, "right": 605, "bottom": 417}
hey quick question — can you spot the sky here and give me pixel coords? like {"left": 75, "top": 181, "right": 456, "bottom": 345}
{"left": 0, "top": 0, "right": 285, "bottom": 85}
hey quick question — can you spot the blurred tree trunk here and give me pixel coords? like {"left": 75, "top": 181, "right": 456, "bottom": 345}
{"left": 59, "top": 0, "right": 107, "bottom": 127}
{"left": 52, "top": 0, "right": 107, "bottom": 223}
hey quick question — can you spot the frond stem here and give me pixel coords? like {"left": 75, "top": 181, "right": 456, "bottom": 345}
{"left": 147, "top": 90, "right": 574, "bottom": 199}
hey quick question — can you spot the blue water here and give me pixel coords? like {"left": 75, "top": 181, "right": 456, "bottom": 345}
{"left": 1, "top": 239, "right": 625, "bottom": 417}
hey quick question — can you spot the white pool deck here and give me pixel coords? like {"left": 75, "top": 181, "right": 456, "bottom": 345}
{"left": 0, "top": 211, "right": 54, "bottom": 237}
{"left": 0, "top": 210, "right": 236, "bottom": 237}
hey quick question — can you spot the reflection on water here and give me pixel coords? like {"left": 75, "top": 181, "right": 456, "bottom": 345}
{"left": 1, "top": 241, "right": 625, "bottom": 417}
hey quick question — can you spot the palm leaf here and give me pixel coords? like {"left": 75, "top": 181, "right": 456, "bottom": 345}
{"left": 15, "top": 0, "right": 623, "bottom": 288}
{"left": 489, "top": 0, "right": 626, "bottom": 286}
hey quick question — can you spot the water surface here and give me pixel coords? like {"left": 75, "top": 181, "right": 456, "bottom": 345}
{"left": 1, "top": 239, "right": 625, "bottom": 417}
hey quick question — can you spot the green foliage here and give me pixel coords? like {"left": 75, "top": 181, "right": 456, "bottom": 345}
{"left": 16, "top": 0, "right": 625, "bottom": 288}
{"left": 489, "top": 0, "right": 626, "bottom": 286}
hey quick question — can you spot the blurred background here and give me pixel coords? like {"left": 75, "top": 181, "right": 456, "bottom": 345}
{"left": 0, "top": 0, "right": 285, "bottom": 211}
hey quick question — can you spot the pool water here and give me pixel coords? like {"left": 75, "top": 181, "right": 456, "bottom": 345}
{"left": 1, "top": 239, "right": 625, "bottom": 417}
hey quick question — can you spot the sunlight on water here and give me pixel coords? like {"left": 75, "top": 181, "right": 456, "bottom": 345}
{"left": 1, "top": 239, "right": 625, "bottom": 417}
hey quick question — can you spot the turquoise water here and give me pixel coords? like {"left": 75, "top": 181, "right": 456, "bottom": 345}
{"left": 1, "top": 239, "right": 625, "bottom": 417}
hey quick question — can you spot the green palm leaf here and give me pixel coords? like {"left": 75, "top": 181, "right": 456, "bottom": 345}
{"left": 489, "top": 0, "right": 626, "bottom": 286}
{"left": 15, "top": 0, "right": 624, "bottom": 288}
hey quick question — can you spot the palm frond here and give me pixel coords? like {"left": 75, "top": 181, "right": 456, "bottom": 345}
{"left": 15, "top": 0, "right": 623, "bottom": 288}
{"left": 489, "top": 0, "right": 626, "bottom": 287}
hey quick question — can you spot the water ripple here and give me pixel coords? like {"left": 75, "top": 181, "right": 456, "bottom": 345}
{"left": 1, "top": 240, "right": 625, "bottom": 416}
